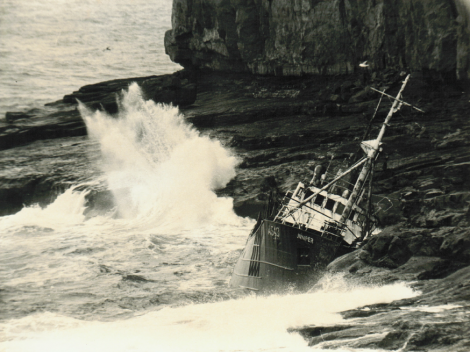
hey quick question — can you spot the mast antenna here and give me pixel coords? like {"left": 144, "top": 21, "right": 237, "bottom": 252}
{"left": 338, "top": 74, "right": 411, "bottom": 225}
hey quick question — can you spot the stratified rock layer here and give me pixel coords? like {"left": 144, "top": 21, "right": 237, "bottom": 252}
{"left": 165, "top": 0, "right": 470, "bottom": 80}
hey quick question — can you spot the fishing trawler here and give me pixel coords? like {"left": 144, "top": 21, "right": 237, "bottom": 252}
{"left": 230, "top": 74, "right": 422, "bottom": 292}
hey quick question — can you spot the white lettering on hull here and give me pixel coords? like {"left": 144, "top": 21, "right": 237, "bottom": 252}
{"left": 297, "top": 233, "right": 315, "bottom": 244}
{"left": 268, "top": 225, "right": 280, "bottom": 239}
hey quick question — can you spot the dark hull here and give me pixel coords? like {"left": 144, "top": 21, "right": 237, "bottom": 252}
{"left": 230, "top": 219, "right": 349, "bottom": 292}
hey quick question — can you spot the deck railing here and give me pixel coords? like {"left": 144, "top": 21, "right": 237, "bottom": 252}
{"left": 275, "top": 198, "right": 344, "bottom": 241}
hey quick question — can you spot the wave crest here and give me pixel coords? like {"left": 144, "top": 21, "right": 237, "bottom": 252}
{"left": 80, "top": 83, "right": 240, "bottom": 231}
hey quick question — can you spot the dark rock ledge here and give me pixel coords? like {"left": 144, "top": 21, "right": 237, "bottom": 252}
{"left": 290, "top": 265, "right": 470, "bottom": 351}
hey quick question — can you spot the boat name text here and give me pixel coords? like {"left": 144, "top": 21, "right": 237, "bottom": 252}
{"left": 297, "top": 233, "right": 314, "bottom": 244}
{"left": 268, "top": 225, "right": 280, "bottom": 239}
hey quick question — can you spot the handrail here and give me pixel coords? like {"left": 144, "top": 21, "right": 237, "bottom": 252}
{"left": 277, "top": 198, "right": 359, "bottom": 239}
{"left": 373, "top": 196, "right": 394, "bottom": 214}
{"left": 291, "top": 157, "right": 368, "bottom": 211}
{"left": 276, "top": 194, "right": 337, "bottom": 222}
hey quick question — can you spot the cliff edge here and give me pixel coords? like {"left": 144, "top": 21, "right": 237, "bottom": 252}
{"left": 165, "top": 0, "right": 470, "bottom": 80}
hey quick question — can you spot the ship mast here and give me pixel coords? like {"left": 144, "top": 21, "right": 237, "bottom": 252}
{"left": 338, "top": 74, "right": 411, "bottom": 227}
{"left": 280, "top": 74, "right": 418, "bottom": 235}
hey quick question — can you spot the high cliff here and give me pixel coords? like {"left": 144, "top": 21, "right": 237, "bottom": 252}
{"left": 165, "top": 0, "right": 470, "bottom": 80}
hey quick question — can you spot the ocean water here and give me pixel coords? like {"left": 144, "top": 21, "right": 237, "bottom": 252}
{"left": 0, "top": 0, "right": 181, "bottom": 118}
{"left": 0, "top": 2, "right": 420, "bottom": 351}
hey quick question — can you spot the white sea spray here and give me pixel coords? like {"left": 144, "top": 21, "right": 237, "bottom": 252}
{"left": 79, "top": 83, "right": 241, "bottom": 231}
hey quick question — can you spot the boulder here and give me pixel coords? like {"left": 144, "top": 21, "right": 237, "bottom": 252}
{"left": 439, "top": 228, "right": 470, "bottom": 262}
{"left": 348, "top": 87, "right": 372, "bottom": 104}
{"left": 403, "top": 234, "right": 443, "bottom": 256}
{"left": 417, "top": 259, "right": 468, "bottom": 280}
{"left": 359, "top": 235, "right": 412, "bottom": 269}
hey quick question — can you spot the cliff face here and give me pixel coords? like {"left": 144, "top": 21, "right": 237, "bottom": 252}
{"left": 165, "top": 0, "right": 470, "bottom": 80}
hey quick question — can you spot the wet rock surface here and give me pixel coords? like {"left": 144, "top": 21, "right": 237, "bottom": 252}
{"left": 1, "top": 67, "right": 470, "bottom": 350}
{"left": 291, "top": 266, "right": 470, "bottom": 351}
{"left": 0, "top": 71, "right": 196, "bottom": 151}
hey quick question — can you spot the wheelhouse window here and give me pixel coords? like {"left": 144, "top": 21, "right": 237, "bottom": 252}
{"left": 304, "top": 188, "right": 314, "bottom": 199}
{"left": 314, "top": 194, "right": 325, "bottom": 206}
{"left": 325, "top": 198, "right": 335, "bottom": 211}
{"left": 335, "top": 203, "right": 345, "bottom": 215}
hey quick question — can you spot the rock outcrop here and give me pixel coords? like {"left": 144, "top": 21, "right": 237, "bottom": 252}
{"left": 63, "top": 71, "right": 197, "bottom": 112}
{"left": 0, "top": 71, "right": 197, "bottom": 151}
{"left": 1, "top": 67, "right": 470, "bottom": 350}
{"left": 165, "top": 0, "right": 470, "bottom": 80}
{"left": 292, "top": 265, "right": 470, "bottom": 350}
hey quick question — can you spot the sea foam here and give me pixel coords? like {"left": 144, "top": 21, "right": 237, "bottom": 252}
{"left": 1, "top": 275, "right": 418, "bottom": 352}
{"left": 80, "top": 83, "right": 241, "bottom": 231}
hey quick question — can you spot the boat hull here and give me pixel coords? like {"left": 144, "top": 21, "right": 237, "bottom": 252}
{"left": 229, "top": 219, "right": 348, "bottom": 292}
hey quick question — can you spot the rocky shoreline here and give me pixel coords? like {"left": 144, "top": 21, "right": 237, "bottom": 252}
{"left": 2, "top": 66, "right": 470, "bottom": 350}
